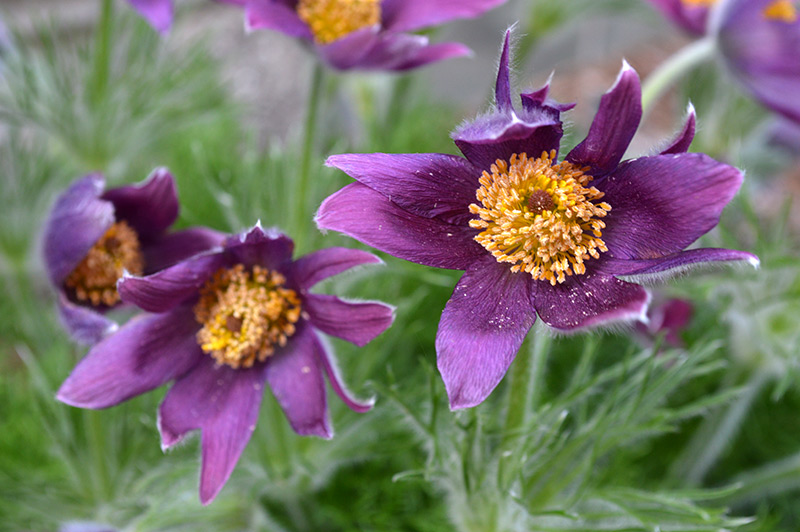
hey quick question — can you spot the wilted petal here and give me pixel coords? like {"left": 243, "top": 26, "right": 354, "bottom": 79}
{"left": 57, "top": 293, "right": 118, "bottom": 345}
{"left": 142, "top": 226, "right": 226, "bottom": 273}
{"left": 381, "top": 0, "right": 506, "bottom": 33}
{"left": 128, "top": 0, "right": 173, "bottom": 34}
{"left": 292, "top": 247, "right": 382, "bottom": 289}
{"left": 567, "top": 62, "right": 642, "bottom": 177}
{"left": 57, "top": 309, "right": 203, "bottom": 409}
{"left": 354, "top": 34, "right": 470, "bottom": 71}
{"left": 316, "top": 183, "right": 484, "bottom": 270}
{"left": 314, "top": 331, "right": 374, "bottom": 413}
{"left": 660, "top": 104, "right": 697, "bottom": 154}
{"left": 305, "top": 293, "right": 394, "bottom": 347}
{"left": 224, "top": 225, "right": 294, "bottom": 270}
{"left": 101, "top": 168, "right": 179, "bottom": 242}
{"left": 244, "top": 0, "right": 312, "bottom": 38}
{"left": 598, "top": 248, "right": 759, "bottom": 279}
{"left": 436, "top": 259, "right": 536, "bottom": 410}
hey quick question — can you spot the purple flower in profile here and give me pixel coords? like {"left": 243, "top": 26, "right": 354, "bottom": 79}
{"left": 230, "top": 0, "right": 506, "bottom": 71}
{"left": 43, "top": 170, "right": 224, "bottom": 345}
{"left": 57, "top": 224, "right": 393, "bottom": 505}
{"left": 316, "top": 30, "right": 758, "bottom": 410}
{"left": 635, "top": 297, "right": 694, "bottom": 348}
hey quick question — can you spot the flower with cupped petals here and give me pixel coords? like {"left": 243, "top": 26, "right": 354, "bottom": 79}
{"left": 43, "top": 170, "right": 224, "bottom": 345}
{"left": 229, "top": 0, "right": 507, "bottom": 71}
{"left": 316, "top": 30, "right": 758, "bottom": 410}
{"left": 646, "top": 0, "right": 800, "bottom": 124}
{"left": 56, "top": 224, "right": 393, "bottom": 505}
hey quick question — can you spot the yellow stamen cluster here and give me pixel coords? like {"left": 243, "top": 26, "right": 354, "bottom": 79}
{"left": 194, "top": 264, "right": 302, "bottom": 369}
{"left": 469, "top": 151, "right": 611, "bottom": 286}
{"left": 680, "top": 0, "right": 717, "bottom": 7}
{"left": 763, "top": 0, "right": 798, "bottom": 22}
{"left": 64, "top": 221, "right": 144, "bottom": 306}
{"left": 297, "top": 0, "right": 381, "bottom": 44}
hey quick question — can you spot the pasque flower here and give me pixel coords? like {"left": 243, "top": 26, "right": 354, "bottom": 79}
{"left": 126, "top": 0, "right": 174, "bottom": 34}
{"left": 43, "top": 170, "right": 223, "bottom": 344}
{"left": 57, "top": 224, "right": 393, "bottom": 504}
{"left": 635, "top": 297, "right": 694, "bottom": 348}
{"left": 646, "top": 0, "right": 800, "bottom": 123}
{"left": 316, "top": 30, "right": 757, "bottom": 410}
{"left": 229, "top": 0, "right": 506, "bottom": 71}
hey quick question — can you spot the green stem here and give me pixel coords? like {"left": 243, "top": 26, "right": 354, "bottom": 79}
{"left": 502, "top": 333, "right": 550, "bottom": 447}
{"left": 641, "top": 37, "right": 716, "bottom": 116}
{"left": 729, "top": 450, "right": 800, "bottom": 506}
{"left": 86, "top": 409, "right": 111, "bottom": 501}
{"left": 89, "top": 0, "right": 114, "bottom": 106}
{"left": 383, "top": 74, "right": 413, "bottom": 143}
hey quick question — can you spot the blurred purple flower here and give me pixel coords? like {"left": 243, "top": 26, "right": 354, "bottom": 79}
{"left": 229, "top": 0, "right": 506, "bottom": 71}
{"left": 43, "top": 170, "right": 224, "bottom": 345}
{"left": 645, "top": 0, "right": 713, "bottom": 35}
{"left": 57, "top": 224, "right": 393, "bottom": 505}
{"left": 769, "top": 117, "right": 800, "bottom": 153}
{"left": 316, "top": 30, "right": 757, "bottom": 410}
{"left": 635, "top": 297, "right": 694, "bottom": 348}
{"left": 127, "top": 0, "right": 174, "bottom": 34}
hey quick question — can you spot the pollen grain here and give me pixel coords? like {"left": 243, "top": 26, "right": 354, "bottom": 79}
{"left": 297, "top": 0, "right": 381, "bottom": 44}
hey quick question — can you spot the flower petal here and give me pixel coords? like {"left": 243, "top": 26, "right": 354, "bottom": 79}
{"left": 318, "top": 25, "right": 380, "bottom": 70}
{"left": 265, "top": 324, "right": 332, "bottom": 438}
{"left": 44, "top": 174, "right": 114, "bottom": 285}
{"left": 436, "top": 259, "right": 536, "bottom": 410}
{"left": 224, "top": 225, "right": 295, "bottom": 270}
{"left": 101, "top": 168, "right": 179, "bottom": 242}
{"left": 157, "top": 359, "right": 267, "bottom": 505}
{"left": 56, "top": 293, "right": 118, "bottom": 345}
{"left": 57, "top": 308, "right": 203, "bottom": 409}
{"left": 128, "top": 0, "right": 173, "bottom": 34}
{"left": 325, "top": 152, "right": 480, "bottom": 225}
{"left": 597, "top": 248, "right": 759, "bottom": 280}
{"left": 598, "top": 153, "right": 743, "bottom": 259}
{"left": 566, "top": 62, "right": 642, "bottom": 177}
{"left": 314, "top": 331, "right": 374, "bottom": 413}
{"left": 304, "top": 293, "right": 394, "bottom": 347}
{"left": 531, "top": 273, "right": 649, "bottom": 331}
{"left": 520, "top": 78, "right": 577, "bottom": 118}
{"left": 142, "top": 226, "right": 226, "bottom": 274}
{"left": 494, "top": 30, "right": 514, "bottom": 112}
{"left": 660, "top": 103, "right": 697, "bottom": 155}
{"left": 381, "top": 0, "right": 506, "bottom": 33}
{"left": 244, "top": 0, "right": 312, "bottom": 38}
{"left": 644, "top": 0, "right": 709, "bottom": 35}
{"left": 352, "top": 34, "right": 470, "bottom": 71}
{"left": 292, "top": 247, "right": 383, "bottom": 289}
{"left": 316, "top": 183, "right": 484, "bottom": 270}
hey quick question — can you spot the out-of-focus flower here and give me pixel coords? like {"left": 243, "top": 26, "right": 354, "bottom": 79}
{"left": 59, "top": 523, "right": 117, "bottom": 532}
{"left": 229, "top": 0, "right": 506, "bottom": 71}
{"left": 635, "top": 297, "right": 693, "bottom": 348}
{"left": 57, "top": 224, "right": 393, "bottom": 505}
{"left": 127, "top": 0, "right": 174, "bottom": 34}
{"left": 646, "top": 0, "right": 800, "bottom": 124}
{"left": 769, "top": 117, "right": 800, "bottom": 153}
{"left": 316, "top": 30, "right": 757, "bottom": 410}
{"left": 43, "top": 170, "right": 224, "bottom": 344}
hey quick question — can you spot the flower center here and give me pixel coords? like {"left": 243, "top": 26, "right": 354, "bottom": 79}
{"left": 680, "top": 0, "right": 717, "bottom": 7}
{"left": 64, "top": 221, "right": 144, "bottom": 306}
{"left": 763, "top": 0, "right": 798, "bottom": 22}
{"left": 468, "top": 151, "right": 611, "bottom": 285}
{"left": 297, "top": 0, "right": 381, "bottom": 44}
{"left": 194, "top": 264, "right": 302, "bottom": 369}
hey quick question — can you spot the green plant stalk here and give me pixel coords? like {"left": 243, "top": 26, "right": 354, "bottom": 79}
{"left": 502, "top": 333, "right": 550, "bottom": 448}
{"left": 89, "top": 0, "right": 114, "bottom": 106}
{"left": 729, "top": 450, "right": 800, "bottom": 506}
{"left": 641, "top": 37, "right": 716, "bottom": 116}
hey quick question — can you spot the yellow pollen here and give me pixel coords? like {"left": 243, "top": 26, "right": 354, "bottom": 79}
{"left": 194, "top": 264, "right": 302, "bottom": 369}
{"left": 64, "top": 221, "right": 144, "bottom": 306}
{"left": 763, "top": 0, "right": 798, "bottom": 22}
{"left": 468, "top": 151, "right": 611, "bottom": 286}
{"left": 680, "top": 0, "right": 717, "bottom": 7}
{"left": 297, "top": 0, "right": 381, "bottom": 44}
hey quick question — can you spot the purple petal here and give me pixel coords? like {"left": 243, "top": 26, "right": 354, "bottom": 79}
{"left": 436, "top": 259, "right": 536, "bottom": 410}
{"left": 318, "top": 26, "right": 380, "bottom": 70}
{"left": 304, "top": 293, "right": 394, "bottom": 347}
{"left": 56, "top": 293, "right": 118, "bottom": 345}
{"left": 644, "top": 0, "right": 709, "bottom": 35}
{"left": 520, "top": 78, "right": 577, "bottom": 118}
{"left": 316, "top": 183, "right": 484, "bottom": 270}
{"left": 118, "top": 251, "right": 228, "bottom": 313}
{"left": 325, "top": 152, "right": 480, "bottom": 225}
{"left": 142, "top": 226, "right": 227, "bottom": 274}
{"left": 265, "top": 324, "right": 331, "bottom": 437}
{"left": 224, "top": 225, "right": 295, "bottom": 271}
{"left": 656, "top": 298, "right": 694, "bottom": 346}
{"left": 567, "top": 62, "right": 642, "bottom": 177}
{"left": 660, "top": 104, "right": 697, "bottom": 155}
{"left": 531, "top": 273, "right": 649, "bottom": 331}
{"left": 128, "top": 0, "right": 173, "bottom": 34}
{"left": 244, "top": 0, "right": 312, "bottom": 38}
{"left": 44, "top": 174, "right": 114, "bottom": 285}
{"left": 381, "top": 0, "right": 506, "bottom": 33}
{"left": 598, "top": 153, "right": 743, "bottom": 260}
{"left": 57, "top": 308, "right": 203, "bottom": 409}
{"left": 157, "top": 359, "right": 267, "bottom": 505}
{"left": 597, "top": 248, "right": 759, "bottom": 279}
{"left": 494, "top": 30, "right": 513, "bottom": 112}
{"left": 292, "top": 247, "right": 383, "bottom": 289}
{"left": 314, "top": 331, "right": 374, "bottom": 413}
{"left": 101, "top": 168, "right": 179, "bottom": 242}
{"left": 350, "top": 34, "right": 471, "bottom": 71}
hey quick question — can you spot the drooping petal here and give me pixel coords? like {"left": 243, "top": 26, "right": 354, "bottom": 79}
{"left": 566, "top": 62, "right": 642, "bottom": 177}
{"left": 224, "top": 225, "right": 295, "bottom": 271}
{"left": 381, "top": 0, "right": 506, "bottom": 33}
{"left": 44, "top": 174, "right": 114, "bottom": 285}
{"left": 264, "top": 324, "right": 332, "bottom": 438}
{"left": 436, "top": 259, "right": 536, "bottom": 410}
{"left": 316, "top": 183, "right": 484, "bottom": 270}
{"left": 157, "top": 359, "right": 267, "bottom": 505}
{"left": 244, "top": 0, "right": 312, "bottom": 38}
{"left": 644, "top": 0, "right": 709, "bottom": 36}
{"left": 57, "top": 308, "right": 203, "bottom": 409}
{"left": 660, "top": 103, "right": 697, "bottom": 154}
{"left": 597, "top": 248, "right": 759, "bottom": 280}
{"left": 598, "top": 153, "right": 743, "bottom": 260}
{"left": 118, "top": 251, "right": 228, "bottom": 313}
{"left": 56, "top": 293, "right": 118, "bottom": 345}
{"left": 531, "top": 273, "right": 649, "bottom": 331}
{"left": 142, "top": 226, "right": 226, "bottom": 274}
{"left": 101, "top": 168, "right": 179, "bottom": 242}
{"left": 128, "top": 0, "right": 174, "bottom": 34}
{"left": 318, "top": 25, "right": 380, "bottom": 70}
{"left": 292, "top": 247, "right": 382, "bottom": 289}
{"left": 325, "top": 152, "right": 480, "bottom": 225}
{"left": 352, "top": 34, "right": 470, "bottom": 71}
{"left": 314, "top": 331, "right": 374, "bottom": 413}
{"left": 304, "top": 293, "right": 394, "bottom": 347}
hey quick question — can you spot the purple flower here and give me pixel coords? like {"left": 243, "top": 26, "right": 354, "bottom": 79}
{"left": 645, "top": 0, "right": 713, "bottom": 35}
{"left": 43, "top": 170, "right": 224, "bottom": 345}
{"left": 232, "top": 0, "right": 506, "bottom": 71}
{"left": 316, "top": 30, "right": 757, "bottom": 410}
{"left": 56, "top": 224, "right": 393, "bottom": 505}
{"left": 635, "top": 297, "right": 693, "bottom": 348}
{"left": 127, "top": 0, "right": 174, "bottom": 34}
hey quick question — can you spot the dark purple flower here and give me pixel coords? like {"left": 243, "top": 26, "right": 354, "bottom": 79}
{"left": 316, "top": 30, "right": 757, "bottom": 410}
{"left": 635, "top": 297, "right": 694, "bottom": 348}
{"left": 56, "top": 224, "right": 393, "bottom": 505}
{"left": 232, "top": 0, "right": 506, "bottom": 71}
{"left": 127, "top": 0, "right": 174, "bottom": 34}
{"left": 43, "top": 170, "right": 224, "bottom": 345}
